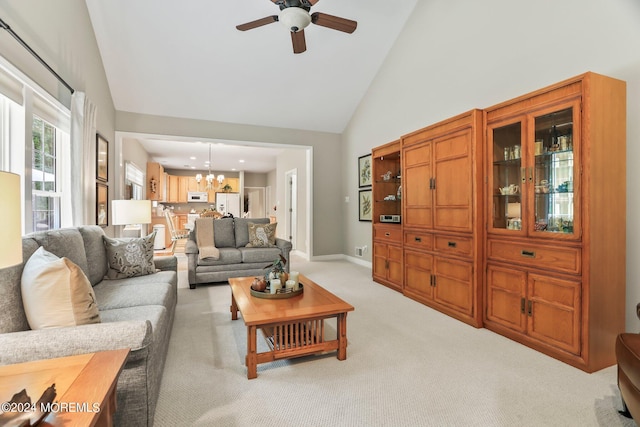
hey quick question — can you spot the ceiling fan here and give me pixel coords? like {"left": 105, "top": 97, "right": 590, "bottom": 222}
{"left": 236, "top": 0, "right": 357, "bottom": 54}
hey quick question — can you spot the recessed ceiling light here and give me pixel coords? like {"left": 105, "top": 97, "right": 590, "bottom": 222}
{"left": 239, "top": 159, "right": 245, "bottom": 163}
{"left": 204, "top": 160, "right": 210, "bottom": 164}
{"left": 190, "top": 156, "right": 196, "bottom": 160}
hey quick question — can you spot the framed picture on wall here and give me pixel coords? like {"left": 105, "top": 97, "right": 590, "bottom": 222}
{"left": 96, "top": 182, "right": 108, "bottom": 227}
{"left": 96, "top": 134, "right": 109, "bottom": 182}
{"left": 358, "top": 189, "right": 372, "bottom": 222}
{"left": 358, "top": 154, "right": 372, "bottom": 188}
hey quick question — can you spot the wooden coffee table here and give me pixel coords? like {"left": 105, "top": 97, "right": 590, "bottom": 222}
{"left": 0, "top": 348, "right": 129, "bottom": 426}
{"left": 229, "top": 274, "right": 354, "bottom": 379}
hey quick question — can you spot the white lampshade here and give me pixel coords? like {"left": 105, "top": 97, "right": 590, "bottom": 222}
{"left": 279, "top": 7, "right": 311, "bottom": 32}
{"left": 0, "top": 171, "right": 22, "bottom": 269}
{"left": 112, "top": 200, "right": 152, "bottom": 225}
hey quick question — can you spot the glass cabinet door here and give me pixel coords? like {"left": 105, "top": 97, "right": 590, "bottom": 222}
{"left": 530, "top": 105, "right": 579, "bottom": 237}
{"left": 489, "top": 121, "right": 524, "bottom": 233}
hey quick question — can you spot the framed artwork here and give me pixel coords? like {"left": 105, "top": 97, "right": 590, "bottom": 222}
{"left": 358, "top": 189, "right": 372, "bottom": 222}
{"left": 96, "top": 182, "right": 108, "bottom": 227}
{"left": 358, "top": 154, "right": 372, "bottom": 188}
{"left": 96, "top": 134, "right": 109, "bottom": 182}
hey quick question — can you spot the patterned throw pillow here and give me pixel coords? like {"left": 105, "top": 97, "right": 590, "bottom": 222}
{"left": 103, "top": 232, "right": 156, "bottom": 279}
{"left": 246, "top": 222, "right": 277, "bottom": 248}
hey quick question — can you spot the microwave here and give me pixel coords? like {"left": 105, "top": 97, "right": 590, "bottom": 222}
{"left": 187, "top": 191, "right": 208, "bottom": 203}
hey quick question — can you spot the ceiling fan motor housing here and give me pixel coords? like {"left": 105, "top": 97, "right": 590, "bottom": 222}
{"left": 279, "top": 7, "right": 311, "bottom": 32}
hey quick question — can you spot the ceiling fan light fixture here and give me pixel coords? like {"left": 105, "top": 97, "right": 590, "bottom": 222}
{"left": 279, "top": 7, "right": 311, "bottom": 32}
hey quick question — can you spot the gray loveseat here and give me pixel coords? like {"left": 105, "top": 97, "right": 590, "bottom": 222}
{"left": 185, "top": 217, "right": 292, "bottom": 289}
{"left": 0, "top": 226, "right": 177, "bottom": 427}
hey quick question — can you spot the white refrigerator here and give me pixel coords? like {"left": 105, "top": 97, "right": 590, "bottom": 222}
{"left": 216, "top": 193, "right": 241, "bottom": 217}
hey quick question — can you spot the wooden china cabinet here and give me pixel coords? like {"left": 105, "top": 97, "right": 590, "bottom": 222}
{"left": 372, "top": 140, "right": 403, "bottom": 291}
{"left": 401, "top": 110, "right": 484, "bottom": 327}
{"left": 483, "top": 72, "right": 626, "bottom": 372}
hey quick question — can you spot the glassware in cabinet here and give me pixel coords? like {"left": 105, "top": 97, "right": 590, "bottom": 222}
{"left": 490, "top": 122, "right": 523, "bottom": 231}
{"left": 532, "top": 107, "right": 576, "bottom": 235}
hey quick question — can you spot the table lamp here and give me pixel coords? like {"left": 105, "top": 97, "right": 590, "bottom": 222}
{"left": 0, "top": 171, "right": 22, "bottom": 269}
{"left": 112, "top": 199, "right": 152, "bottom": 237}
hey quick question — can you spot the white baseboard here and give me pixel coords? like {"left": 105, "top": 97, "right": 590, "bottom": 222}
{"left": 310, "top": 253, "right": 372, "bottom": 269}
{"left": 291, "top": 250, "right": 309, "bottom": 260}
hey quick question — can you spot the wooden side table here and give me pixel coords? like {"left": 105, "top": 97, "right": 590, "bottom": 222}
{"left": 0, "top": 348, "right": 129, "bottom": 426}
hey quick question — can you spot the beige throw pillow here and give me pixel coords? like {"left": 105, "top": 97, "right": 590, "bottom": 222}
{"left": 21, "top": 247, "right": 101, "bottom": 330}
{"left": 246, "top": 222, "right": 277, "bottom": 247}
{"left": 103, "top": 232, "right": 156, "bottom": 279}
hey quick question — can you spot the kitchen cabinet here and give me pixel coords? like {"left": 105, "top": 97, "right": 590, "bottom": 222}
{"left": 401, "top": 110, "right": 483, "bottom": 327}
{"left": 372, "top": 141, "right": 403, "bottom": 291}
{"left": 484, "top": 72, "right": 626, "bottom": 372}
{"left": 166, "top": 175, "right": 179, "bottom": 203}
{"left": 177, "top": 176, "right": 189, "bottom": 203}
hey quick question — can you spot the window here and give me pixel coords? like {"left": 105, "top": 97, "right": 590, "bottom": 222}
{"left": 31, "top": 116, "right": 61, "bottom": 231}
{"left": 0, "top": 57, "right": 71, "bottom": 234}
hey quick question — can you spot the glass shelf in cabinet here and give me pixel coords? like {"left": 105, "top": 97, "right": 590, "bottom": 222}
{"left": 493, "top": 158, "right": 522, "bottom": 166}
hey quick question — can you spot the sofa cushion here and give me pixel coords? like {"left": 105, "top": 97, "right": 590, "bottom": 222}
{"left": 103, "top": 233, "right": 156, "bottom": 279}
{"left": 234, "top": 217, "right": 270, "bottom": 248}
{"left": 239, "top": 247, "right": 284, "bottom": 264}
{"left": 213, "top": 218, "right": 236, "bottom": 248}
{"left": 26, "top": 228, "right": 90, "bottom": 278}
{"left": 93, "top": 272, "right": 177, "bottom": 311}
{"left": 196, "top": 247, "right": 242, "bottom": 266}
{"left": 246, "top": 222, "right": 277, "bottom": 247}
{"left": 78, "top": 226, "right": 109, "bottom": 286}
{"left": 21, "top": 247, "right": 101, "bottom": 330}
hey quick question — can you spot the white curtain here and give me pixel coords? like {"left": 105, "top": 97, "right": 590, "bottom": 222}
{"left": 69, "top": 91, "right": 97, "bottom": 226}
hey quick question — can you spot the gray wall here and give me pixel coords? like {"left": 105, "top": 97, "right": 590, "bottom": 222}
{"left": 116, "top": 112, "right": 340, "bottom": 256}
{"left": 341, "top": 0, "right": 640, "bottom": 330}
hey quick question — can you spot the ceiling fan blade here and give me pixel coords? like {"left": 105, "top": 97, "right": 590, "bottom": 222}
{"left": 291, "top": 30, "right": 307, "bottom": 54}
{"left": 236, "top": 15, "right": 278, "bottom": 31}
{"left": 311, "top": 12, "right": 357, "bottom": 34}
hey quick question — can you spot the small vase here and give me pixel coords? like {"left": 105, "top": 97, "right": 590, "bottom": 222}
{"left": 279, "top": 272, "right": 289, "bottom": 283}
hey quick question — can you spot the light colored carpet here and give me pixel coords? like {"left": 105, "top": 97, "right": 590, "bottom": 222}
{"left": 154, "top": 255, "right": 635, "bottom": 426}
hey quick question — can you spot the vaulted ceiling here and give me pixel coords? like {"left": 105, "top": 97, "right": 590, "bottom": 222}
{"left": 85, "top": 0, "right": 417, "bottom": 134}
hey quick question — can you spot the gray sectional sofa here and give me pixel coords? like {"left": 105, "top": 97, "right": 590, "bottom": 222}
{"left": 185, "top": 217, "right": 292, "bottom": 288}
{"left": 0, "top": 225, "right": 177, "bottom": 427}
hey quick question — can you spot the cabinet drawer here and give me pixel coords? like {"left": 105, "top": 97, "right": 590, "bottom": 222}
{"left": 373, "top": 225, "right": 402, "bottom": 243}
{"left": 404, "top": 231, "right": 433, "bottom": 250}
{"left": 487, "top": 240, "right": 581, "bottom": 275}
{"left": 434, "top": 235, "right": 473, "bottom": 258}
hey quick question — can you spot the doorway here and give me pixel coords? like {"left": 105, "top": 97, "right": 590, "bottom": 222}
{"left": 285, "top": 169, "right": 297, "bottom": 250}
{"left": 243, "top": 187, "right": 265, "bottom": 218}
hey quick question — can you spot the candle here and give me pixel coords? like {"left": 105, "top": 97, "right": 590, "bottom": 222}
{"left": 270, "top": 279, "right": 281, "bottom": 294}
{"left": 285, "top": 280, "right": 295, "bottom": 292}
{"left": 289, "top": 271, "right": 299, "bottom": 285}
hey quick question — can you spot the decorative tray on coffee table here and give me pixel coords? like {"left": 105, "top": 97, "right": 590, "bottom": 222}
{"left": 250, "top": 284, "right": 303, "bottom": 299}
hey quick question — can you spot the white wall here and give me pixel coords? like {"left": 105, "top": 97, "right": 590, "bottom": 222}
{"left": 342, "top": 0, "right": 640, "bottom": 330}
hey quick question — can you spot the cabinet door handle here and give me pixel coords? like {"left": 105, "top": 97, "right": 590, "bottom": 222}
{"left": 414, "top": 236, "right": 422, "bottom": 242}
{"left": 521, "top": 250, "right": 536, "bottom": 258}
{"left": 527, "top": 300, "right": 533, "bottom": 317}
{"left": 520, "top": 298, "right": 526, "bottom": 314}
{"left": 528, "top": 167, "right": 533, "bottom": 182}
{"left": 385, "top": 232, "right": 391, "bottom": 237}
{"left": 448, "top": 241, "right": 457, "bottom": 248}
{"left": 521, "top": 167, "right": 526, "bottom": 183}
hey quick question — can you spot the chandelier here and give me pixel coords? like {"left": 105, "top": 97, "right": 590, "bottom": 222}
{"left": 195, "top": 144, "right": 224, "bottom": 191}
